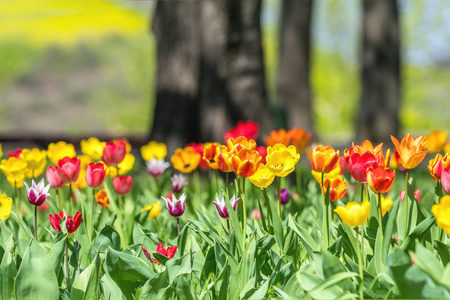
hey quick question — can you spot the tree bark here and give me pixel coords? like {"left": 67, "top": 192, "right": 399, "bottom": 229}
{"left": 277, "top": 0, "right": 313, "bottom": 132}
{"left": 357, "top": 0, "right": 400, "bottom": 144}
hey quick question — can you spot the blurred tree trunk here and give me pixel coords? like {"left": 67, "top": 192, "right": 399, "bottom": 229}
{"left": 151, "top": 0, "right": 272, "bottom": 149}
{"left": 277, "top": 0, "right": 313, "bottom": 132}
{"left": 150, "top": 2, "right": 201, "bottom": 153}
{"left": 357, "top": 0, "right": 400, "bottom": 143}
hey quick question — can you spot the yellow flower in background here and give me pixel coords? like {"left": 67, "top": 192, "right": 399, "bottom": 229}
{"left": 80, "top": 137, "right": 106, "bottom": 161}
{"left": 249, "top": 163, "right": 275, "bottom": 188}
{"left": 0, "top": 157, "right": 27, "bottom": 188}
{"left": 47, "top": 141, "right": 76, "bottom": 165}
{"left": 425, "top": 130, "right": 447, "bottom": 153}
{"left": 311, "top": 164, "right": 341, "bottom": 183}
{"left": 106, "top": 153, "right": 135, "bottom": 177}
{"left": 22, "top": 148, "right": 47, "bottom": 178}
{"left": 334, "top": 200, "right": 370, "bottom": 227}
{"left": 432, "top": 195, "right": 450, "bottom": 235}
{"left": 95, "top": 189, "right": 110, "bottom": 208}
{"left": 445, "top": 141, "right": 450, "bottom": 154}
{"left": 266, "top": 144, "right": 300, "bottom": 177}
{"left": 171, "top": 147, "right": 201, "bottom": 173}
{"left": 141, "top": 141, "right": 167, "bottom": 161}
{"left": 380, "top": 195, "right": 393, "bottom": 217}
{"left": 141, "top": 202, "right": 161, "bottom": 219}
{"left": 70, "top": 155, "right": 92, "bottom": 190}
{"left": 0, "top": 194, "right": 12, "bottom": 220}
{"left": 0, "top": 143, "right": 2, "bottom": 158}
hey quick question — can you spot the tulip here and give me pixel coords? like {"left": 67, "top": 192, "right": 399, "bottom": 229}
{"left": 255, "top": 146, "right": 267, "bottom": 164}
{"left": 311, "top": 164, "right": 341, "bottom": 183}
{"left": 441, "top": 168, "right": 450, "bottom": 195}
{"left": 86, "top": 162, "right": 106, "bottom": 189}
{"left": 380, "top": 195, "right": 393, "bottom": 217}
{"left": 69, "top": 155, "right": 92, "bottom": 190}
{"left": 49, "top": 211, "right": 65, "bottom": 232}
{"left": 106, "top": 153, "right": 135, "bottom": 177}
{"left": 24, "top": 179, "right": 50, "bottom": 207}
{"left": 46, "top": 166, "right": 66, "bottom": 189}
{"left": 7, "top": 148, "right": 22, "bottom": 158}
{"left": 140, "top": 141, "right": 167, "bottom": 161}
{"left": 311, "top": 146, "right": 340, "bottom": 174}
{"left": 80, "top": 137, "right": 106, "bottom": 161}
{"left": 47, "top": 141, "right": 76, "bottom": 165}
{"left": 347, "top": 152, "right": 379, "bottom": 183}
{"left": 322, "top": 177, "right": 347, "bottom": 202}
{"left": 287, "top": 128, "right": 313, "bottom": 153}
{"left": 334, "top": 200, "right": 370, "bottom": 227}
{"left": 276, "top": 188, "right": 290, "bottom": 205}
{"left": 339, "top": 156, "right": 347, "bottom": 175}
{"left": 391, "top": 134, "right": 428, "bottom": 170}
{"left": 171, "top": 174, "right": 187, "bottom": 193}
{"left": 146, "top": 158, "right": 170, "bottom": 178}
{"left": 264, "top": 129, "right": 290, "bottom": 147}
{"left": 251, "top": 209, "right": 261, "bottom": 221}
{"left": 113, "top": 176, "right": 132, "bottom": 195}
{"left": 214, "top": 146, "right": 234, "bottom": 173}
{"left": 224, "top": 120, "right": 259, "bottom": 142}
{"left": 102, "top": 140, "right": 127, "bottom": 167}
{"left": 266, "top": 144, "right": 300, "bottom": 177}
{"left": 21, "top": 148, "right": 47, "bottom": 178}
{"left": 186, "top": 142, "right": 209, "bottom": 170}
{"left": 66, "top": 212, "right": 82, "bottom": 234}
{"left": 344, "top": 140, "right": 383, "bottom": 162}
{"left": 162, "top": 193, "right": 186, "bottom": 218}
{"left": 171, "top": 147, "right": 201, "bottom": 173}
{"left": 428, "top": 153, "right": 443, "bottom": 181}
{"left": 142, "top": 242, "right": 177, "bottom": 265}
{"left": 203, "top": 143, "right": 220, "bottom": 170}
{"left": 249, "top": 163, "right": 275, "bottom": 188}
{"left": 95, "top": 189, "right": 110, "bottom": 208}
{"left": 1, "top": 157, "right": 27, "bottom": 189}
{"left": 212, "top": 195, "right": 240, "bottom": 219}
{"left": 424, "top": 130, "right": 447, "bottom": 153}
{"left": 432, "top": 196, "right": 450, "bottom": 235}
{"left": 231, "top": 148, "right": 262, "bottom": 178}
{"left": 0, "top": 194, "right": 12, "bottom": 221}
{"left": 141, "top": 202, "right": 161, "bottom": 219}
{"left": 367, "top": 166, "right": 396, "bottom": 194}
{"left": 57, "top": 157, "right": 80, "bottom": 184}
{"left": 227, "top": 136, "right": 257, "bottom": 153}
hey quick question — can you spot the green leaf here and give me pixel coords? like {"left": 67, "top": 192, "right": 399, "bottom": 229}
{"left": 90, "top": 224, "right": 121, "bottom": 261}
{"left": 413, "top": 243, "right": 448, "bottom": 290}
{"left": 434, "top": 240, "right": 450, "bottom": 266}
{"left": 266, "top": 189, "right": 284, "bottom": 252}
{"left": 386, "top": 247, "right": 413, "bottom": 298}
{"left": 288, "top": 214, "right": 318, "bottom": 258}
{"left": 0, "top": 235, "right": 16, "bottom": 300}
{"left": 374, "top": 230, "right": 385, "bottom": 274}
{"left": 223, "top": 190, "right": 243, "bottom": 254}
{"left": 48, "top": 235, "right": 67, "bottom": 279}
{"left": 14, "top": 240, "right": 59, "bottom": 299}
{"left": 166, "top": 252, "right": 192, "bottom": 284}
{"left": 100, "top": 273, "right": 126, "bottom": 300}
{"left": 70, "top": 252, "right": 101, "bottom": 300}
{"left": 10, "top": 211, "right": 34, "bottom": 241}
{"left": 401, "top": 216, "right": 436, "bottom": 252}
{"left": 141, "top": 271, "right": 170, "bottom": 299}
{"left": 382, "top": 197, "right": 399, "bottom": 263}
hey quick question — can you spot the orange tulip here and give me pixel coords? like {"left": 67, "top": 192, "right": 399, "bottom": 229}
{"left": 214, "top": 145, "right": 234, "bottom": 173}
{"left": 391, "top": 134, "right": 428, "bottom": 170}
{"left": 171, "top": 147, "right": 201, "bottom": 173}
{"left": 227, "top": 136, "right": 257, "bottom": 153}
{"left": 367, "top": 166, "right": 396, "bottom": 194}
{"left": 264, "top": 129, "right": 290, "bottom": 147}
{"left": 424, "top": 130, "right": 447, "bottom": 153}
{"left": 231, "top": 148, "right": 262, "bottom": 178}
{"left": 203, "top": 143, "right": 220, "bottom": 170}
{"left": 287, "top": 128, "right": 312, "bottom": 153}
{"left": 322, "top": 177, "right": 347, "bottom": 201}
{"left": 428, "top": 153, "right": 443, "bottom": 181}
{"left": 344, "top": 140, "right": 383, "bottom": 162}
{"left": 311, "top": 146, "right": 340, "bottom": 174}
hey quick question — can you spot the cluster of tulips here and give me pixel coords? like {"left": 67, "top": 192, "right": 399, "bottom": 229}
{"left": 0, "top": 120, "right": 450, "bottom": 298}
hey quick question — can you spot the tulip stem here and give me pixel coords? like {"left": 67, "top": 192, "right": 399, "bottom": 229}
{"left": 262, "top": 188, "right": 272, "bottom": 234}
{"left": 177, "top": 218, "right": 180, "bottom": 235}
{"left": 404, "top": 170, "right": 409, "bottom": 240}
{"left": 215, "top": 169, "right": 219, "bottom": 195}
{"left": 227, "top": 218, "right": 231, "bottom": 239}
{"left": 242, "top": 177, "right": 247, "bottom": 247}
{"left": 57, "top": 188, "right": 63, "bottom": 210}
{"left": 90, "top": 188, "right": 96, "bottom": 242}
{"left": 34, "top": 206, "right": 38, "bottom": 241}
{"left": 65, "top": 237, "right": 71, "bottom": 293}
{"left": 69, "top": 184, "right": 74, "bottom": 214}
{"left": 226, "top": 173, "right": 230, "bottom": 201}
{"left": 377, "top": 192, "right": 384, "bottom": 246}
{"left": 277, "top": 177, "right": 281, "bottom": 217}
{"left": 14, "top": 182, "right": 19, "bottom": 214}
{"left": 321, "top": 173, "right": 329, "bottom": 249}
{"left": 356, "top": 226, "right": 364, "bottom": 300}
{"left": 296, "top": 165, "right": 303, "bottom": 197}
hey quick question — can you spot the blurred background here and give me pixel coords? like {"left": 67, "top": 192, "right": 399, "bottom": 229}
{"left": 1, "top": 0, "right": 449, "bottom": 150}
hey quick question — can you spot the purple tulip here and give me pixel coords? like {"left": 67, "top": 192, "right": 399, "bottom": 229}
{"left": 24, "top": 179, "right": 50, "bottom": 207}
{"left": 171, "top": 174, "right": 187, "bottom": 193}
{"left": 212, "top": 195, "right": 240, "bottom": 219}
{"left": 276, "top": 188, "right": 290, "bottom": 205}
{"left": 162, "top": 193, "right": 186, "bottom": 217}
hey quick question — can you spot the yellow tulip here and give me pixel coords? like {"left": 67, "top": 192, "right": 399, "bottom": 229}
{"left": 21, "top": 148, "right": 47, "bottom": 178}
{"left": 334, "top": 200, "right": 370, "bottom": 227}
{"left": 171, "top": 147, "right": 200, "bottom": 173}
{"left": 141, "top": 141, "right": 167, "bottom": 161}
{"left": 80, "top": 137, "right": 106, "bottom": 161}
{"left": 266, "top": 144, "right": 300, "bottom": 177}
{"left": 106, "top": 153, "right": 135, "bottom": 177}
{"left": 249, "top": 163, "right": 275, "bottom": 188}
{"left": 141, "top": 202, "right": 161, "bottom": 219}
{"left": 0, "top": 157, "right": 27, "bottom": 188}
{"left": 432, "top": 195, "right": 450, "bottom": 235}
{"left": 47, "top": 141, "right": 76, "bottom": 165}
{"left": 380, "top": 195, "right": 393, "bottom": 217}
{"left": 0, "top": 194, "right": 12, "bottom": 220}
{"left": 311, "top": 164, "right": 341, "bottom": 183}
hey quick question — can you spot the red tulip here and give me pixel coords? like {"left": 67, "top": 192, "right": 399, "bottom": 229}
{"left": 86, "top": 162, "right": 106, "bottom": 189}
{"left": 66, "top": 212, "right": 82, "bottom": 234}
{"left": 57, "top": 157, "right": 80, "bottom": 184}
{"left": 49, "top": 211, "right": 64, "bottom": 232}
{"left": 113, "top": 176, "right": 132, "bottom": 195}
{"left": 142, "top": 242, "right": 177, "bottom": 265}
{"left": 102, "top": 140, "right": 126, "bottom": 167}
{"left": 367, "top": 166, "right": 396, "bottom": 194}
{"left": 7, "top": 148, "right": 22, "bottom": 158}
{"left": 441, "top": 168, "right": 450, "bottom": 195}
{"left": 46, "top": 166, "right": 66, "bottom": 189}
{"left": 256, "top": 146, "right": 267, "bottom": 164}
{"left": 224, "top": 120, "right": 259, "bottom": 142}
{"left": 347, "top": 152, "right": 379, "bottom": 183}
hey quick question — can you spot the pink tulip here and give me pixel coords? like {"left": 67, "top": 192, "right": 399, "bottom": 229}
{"left": 57, "top": 157, "right": 80, "bottom": 183}
{"left": 46, "top": 166, "right": 66, "bottom": 189}
{"left": 113, "top": 176, "right": 132, "bottom": 195}
{"left": 441, "top": 168, "right": 450, "bottom": 195}
{"left": 162, "top": 193, "right": 186, "bottom": 218}
{"left": 102, "top": 140, "right": 126, "bottom": 167}
{"left": 86, "top": 162, "right": 106, "bottom": 189}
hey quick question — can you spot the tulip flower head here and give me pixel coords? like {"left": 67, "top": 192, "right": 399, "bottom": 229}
{"left": 391, "top": 134, "right": 428, "bottom": 170}
{"left": 0, "top": 194, "right": 12, "bottom": 221}
{"left": 162, "top": 193, "right": 186, "bottom": 218}
{"left": 142, "top": 242, "right": 177, "bottom": 265}
{"left": 380, "top": 195, "right": 393, "bottom": 217}
{"left": 48, "top": 211, "right": 82, "bottom": 234}
{"left": 0, "top": 157, "right": 27, "bottom": 188}
{"left": 287, "top": 128, "right": 313, "bottom": 153}
{"left": 203, "top": 143, "right": 220, "bottom": 169}
{"left": 186, "top": 142, "right": 209, "bottom": 170}
{"left": 171, "top": 147, "right": 201, "bottom": 173}
{"left": 276, "top": 188, "right": 290, "bottom": 205}
{"left": 249, "top": 163, "right": 275, "bottom": 188}
{"left": 7, "top": 148, "right": 22, "bottom": 158}
{"left": 334, "top": 200, "right": 370, "bottom": 227}
{"left": 212, "top": 195, "right": 240, "bottom": 219}
{"left": 264, "top": 129, "right": 290, "bottom": 147}
{"left": 47, "top": 141, "right": 76, "bottom": 165}
{"left": 86, "top": 162, "right": 106, "bottom": 189}
{"left": 344, "top": 140, "right": 383, "bottom": 161}
{"left": 171, "top": 174, "right": 187, "bottom": 193}
{"left": 46, "top": 166, "right": 66, "bottom": 189}
{"left": 424, "top": 130, "right": 447, "bottom": 153}
{"left": 57, "top": 157, "right": 81, "bottom": 184}
{"left": 141, "top": 202, "right": 161, "bottom": 219}
{"left": 322, "top": 177, "right": 347, "bottom": 202}
{"left": 255, "top": 146, "right": 267, "bottom": 164}
{"left": 21, "top": 148, "right": 47, "bottom": 178}
{"left": 214, "top": 146, "right": 234, "bottom": 173}
{"left": 95, "top": 189, "right": 110, "bottom": 208}
{"left": 251, "top": 208, "right": 261, "bottom": 220}
{"left": 113, "top": 176, "right": 132, "bottom": 195}
{"left": 428, "top": 153, "right": 443, "bottom": 181}
{"left": 102, "top": 140, "right": 127, "bottom": 167}
{"left": 231, "top": 148, "right": 262, "bottom": 178}
{"left": 106, "top": 153, "right": 135, "bottom": 177}
{"left": 80, "top": 137, "right": 106, "bottom": 161}
{"left": 24, "top": 179, "right": 50, "bottom": 207}
{"left": 266, "top": 144, "right": 300, "bottom": 177}
{"left": 224, "top": 120, "right": 259, "bottom": 142}
{"left": 367, "top": 166, "right": 396, "bottom": 194}
{"left": 146, "top": 158, "right": 170, "bottom": 177}
{"left": 347, "top": 152, "right": 379, "bottom": 183}
{"left": 311, "top": 146, "right": 340, "bottom": 174}
{"left": 311, "top": 164, "right": 341, "bottom": 184}
{"left": 432, "top": 196, "right": 450, "bottom": 235}
{"left": 227, "top": 136, "right": 257, "bottom": 153}
{"left": 140, "top": 141, "right": 167, "bottom": 161}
